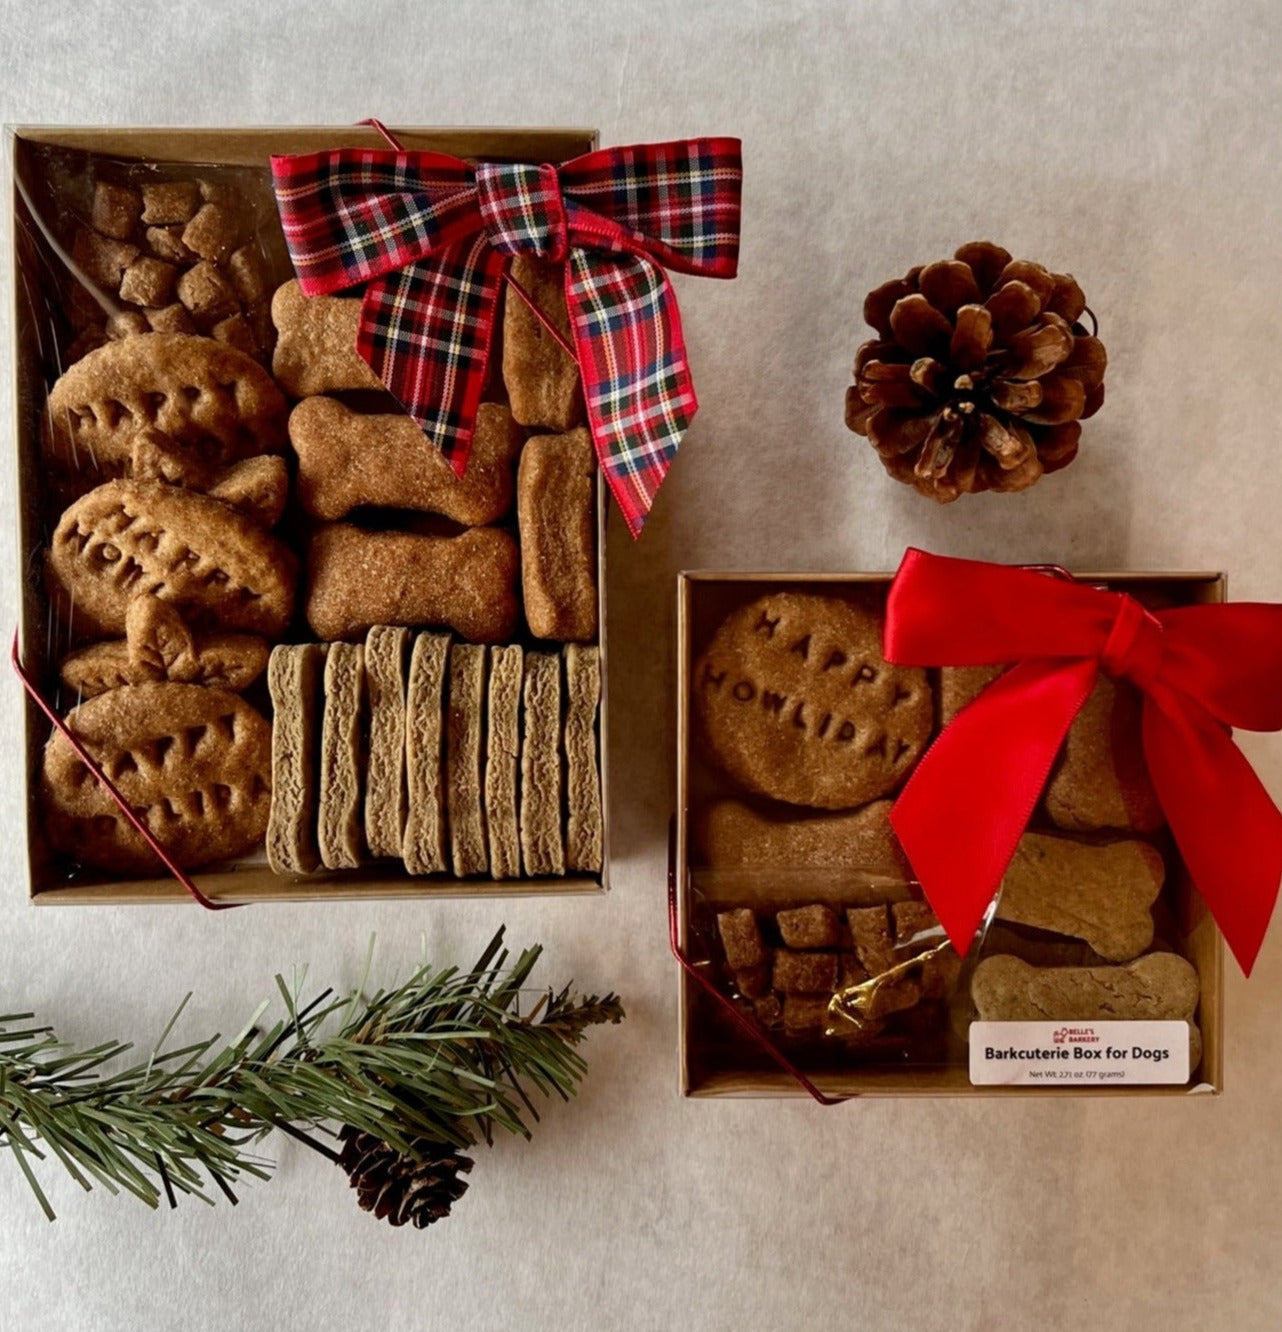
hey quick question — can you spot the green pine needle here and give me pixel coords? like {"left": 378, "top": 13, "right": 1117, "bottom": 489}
{"left": 0, "top": 928, "right": 623, "bottom": 1219}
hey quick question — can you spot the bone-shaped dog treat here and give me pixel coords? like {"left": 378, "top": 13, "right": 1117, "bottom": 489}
{"left": 48, "top": 478, "right": 297, "bottom": 639}
{"left": 971, "top": 952, "right": 1200, "bottom": 1022}
{"left": 43, "top": 333, "right": 287, "bottom": 478}
{"left": 40, "top": 682, "right": 271, "bottom": 873}
{"left": 305, "top": 523, "right": 518, "bottom": 644}
{"left": 289, "top": 397, "right": 523, "bottom": 524}
{"left": 699, "top": 798, "right": 909, "bottom": 875}
{"left": 270, "top": 279, "right": 383, "bottom": 397}
{"left": 995, "top": 833, "right": 1163, "bottom": 961}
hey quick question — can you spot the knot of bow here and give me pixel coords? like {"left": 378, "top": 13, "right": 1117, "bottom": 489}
{"left": 271, "top": 137, "right": 743, "bottom": 537}
{"left": 884, "top": 548, "right": 1282, "bottom": 975}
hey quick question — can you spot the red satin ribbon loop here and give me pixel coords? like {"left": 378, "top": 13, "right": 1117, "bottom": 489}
{"left": 1100, "top": 594, "right": 1164, "bottom": 693}
{"left": 884, "top": 548, "right": 1282, "bottom": 976}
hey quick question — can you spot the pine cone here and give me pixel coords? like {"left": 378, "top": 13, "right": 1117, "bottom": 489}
{"left": 845, "top": 242, "right": 1106, "bottom": 502}
{"left": 338, "top": 1126, "right": 474, "bottom": 1228}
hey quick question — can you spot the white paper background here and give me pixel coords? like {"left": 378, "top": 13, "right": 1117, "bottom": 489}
{"left": 2, "top": 2, "right": 1282, "bottom": 1328}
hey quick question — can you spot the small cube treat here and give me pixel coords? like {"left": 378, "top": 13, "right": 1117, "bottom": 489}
{"left": 118, "top": 256, "right": 178, "bottom": 308}
{"left": 146, "top": 303, "right": 197, "bottom": 334}
{"left": 716, "top": 908, "right": 767, "bottom": 971}
{"left": 772, "top": 950, "right": 839, "bottom": 995}
{"left": 864, "top": 975, "right": 923, "bottom": 1021}
{"left": 177, "top": 261, "right": 240, "bottom": 324}
{"left": 838, "top": 955, "right": 870, "bottom": 991}
{"left": 72, "top": 227, "right": 138, "bottom": 291}
{"left": 141, "top": 180, "right": 201, "bottom": 225}
{"left": 228, "top": 243, "right": 269, "bottom": 304}
{"left": 735, "top": 964, "right": 773, "bottom": 999}
{"left": 90, "top": 181, "right": 142, "bottom": 240}
{"left": 212, "top": 311, "right": 259, "bottom": 357}
{"left": 848, "top": 905, "right": 896, "bottom": 976}
{"left": 892, "top": 901, "right": 941, "bottom": 949}
{"left": 106, "top": 310, "right": 149, "bottom": 339}
{"left": 753, "top": 994, "right": 783, "bottom": 1026}
{"left": 782, "top": 994, "right": 832, "bottom": 1037}
{"left": 145, "top": 224, "right": 194, "bottom": 264}
{"left": 777, "top": 903, "right": 840, "bottom": 949}
{"left": 182, "top": 203, "right": 239, "bottom": 263}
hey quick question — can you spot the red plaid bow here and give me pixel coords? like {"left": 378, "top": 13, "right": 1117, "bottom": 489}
{"left": 270, "top": 138, "right": 743, "bottom": 537}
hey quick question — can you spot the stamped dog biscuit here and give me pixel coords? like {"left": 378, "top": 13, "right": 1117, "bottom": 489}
{"left": 520, "top": 652, "right": 564, "bottom": 876}
{"left": 446, "top": 644, "right": 488, "bottom": 878}
{"left": 485, "top": 645, "right": 523, "bottom": 881}
{"left": 564, "top": 644, "right": 603, "bottom": 873}
{"left": 40, "top": 683, "right": 271, "bottom": 873}
{"left": 44, "top": 333, "right": 287, "bottom": 478}
{"left": 694, "top": 593, "right": 932, "bottom": 809}
{"left": 1045, "top": 676, "right": 1165, "bottom": 833}
{"left": 305, "top": 524, "right": 519, "bottom": 644}
{"left": 517, "top": 428, "right": 597, "bottom": 642}
{"left": 266, "top": 643, "right": 326, "bottom": 874}
{"left": 995, "top": 832, "right": 1163, "bottom": 961}
{"left": 971, "top": 952, "right": 1200, "bottom": 1023}
{"left": 48, "top": 479, "right": 297, "bottom": 639}
{"left": 503, "top": 255, "right": 584, "bottom": 431}
{"left": 289, "top": 397, "right": 523, "bottom": 525}
{"left": 271, "top": 279, "right": 383, "bottom": 396}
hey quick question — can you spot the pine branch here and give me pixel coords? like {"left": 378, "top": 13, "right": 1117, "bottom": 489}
{"left": 0, "top": 928, "right": 623, "bottom": 1220}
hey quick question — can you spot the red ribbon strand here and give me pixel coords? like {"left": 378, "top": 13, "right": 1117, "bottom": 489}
{"left": 883, "top": 549, "right": 1282, "bottom": 976}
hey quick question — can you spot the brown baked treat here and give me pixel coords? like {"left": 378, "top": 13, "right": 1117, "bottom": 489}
{"left": 289, "top": 398, "right": 523, "bottom": 525}
{"left": 48, "top": 479, "right": 297, "bottom": 639}
{"left": 40, "top": 683, "right": 270, "bottom": 873}
{"left": 847, "top": 905, "right": 896, "bottom": 975}
{"left": 563, "top": 644, "right": 603, "bottom": 873}
{"left": 266, "top": 643, "right": 326, "bottom": 875}
{"left": 776, "top": 904, "right": 840, "bottom": 949}
{"left": 212, "top": 312, "right": 259, "bottom": 359}
{"left": 502, "top": 255, "right": 584, "bottom": 430}
{"left": 141, "top": 181, "right": 201, "bottom": 226}
{"left": 782, "top": 994, "right": 832, "bottom": 1037}
{"left": 1045, "top": 676, "right": 1164, "bottom": 832}
{"left": 891, "top": 901, "right": 941, "bottom": 948}
{"left": 773, "top": 950, "right": 839, "bottom": 994}
{"left": 754, "top": 994, "right": 783, "bottom": 1026}
{"left": 863, "top": 974, "right": 923, "bottom": 1021}
{"left": 971, "top": 952, "right": 1201, "bottom": 1022}
{"left": 364, "top": 626, "right": 413, "bottom": 861}
{"left": 446, "top": 644, "right": 488, "bottom": 877}
{"left": 271, "top": 279, "right": 383, "bottom": 396}
{"left": 145, "top": 226, "right": 194, "bottom": 266}
{"left": 938, "top": 664, "right": 1006, "bottom": 725}
{"left": 317, "top": 642, "right": 365, "bottom": 870}
{"left": 517, "top": 427, "right": 597, "bottom": 641}
{"left": 43, "top": 333, "right": 287, "bottom": 479}
{"left": 698, "top": 798, "right": 908, "bottom": 875}
{"left": 403, "top": 632, "right": 451, "bottom": 876}
{"left": 519, "top": 651, "right": 564, "bottom": 876}
{"left": 228, "top": 244, "right": 269, "bottom": 304}
{"left": 204, "top": 455, "right": 290, "bottom": 528}
{"left": 484, "top": 645, "right": 523, "bottom": 881}
{"left": 182, "top": 203, "right": 239, "bottom": 264}
{"left": 145, "top": 302, "right": 197, "bottom": 334}
{"left": 91, "top": 182, "right": 143, "bottom": 241}
{"left": 693, "top": 593, "right": 932, "bottom": 809}
{"left": 119, "top": 256, "right": 177, "bottom": 308}
{"left": 995, "top": 832, "right": 1163, "bottom": 961}
{"left": 59, "top": 594, "right": 269, "bottom": 697}
{"left": 716, "top": 908, "right": 767, "bottom": 970}
{"left": 735, "top": 964, "right": 773, "bottom": 999}
{"left": 305, "top": 523, "right": 518, "bottom": 643}
{"left": 71, "top": 227, "right": 138, "bottom": 292}
{"left": 177, "top": 261, "right": 240, "bottom": 326}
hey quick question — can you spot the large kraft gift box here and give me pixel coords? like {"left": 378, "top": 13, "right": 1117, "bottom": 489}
{"left": 675, "top": 570, "right": 1227, "bottom": 1098}
{"left": 10, "top": 125, "right": 612, "bottom": 904}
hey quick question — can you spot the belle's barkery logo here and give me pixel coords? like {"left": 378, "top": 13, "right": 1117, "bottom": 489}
{"left": 1052, "top": 1026, "right": 1101, "bottom": 1045}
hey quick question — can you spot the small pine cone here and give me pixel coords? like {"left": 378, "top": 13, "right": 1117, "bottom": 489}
{"left": 338, "top": 1125, "right": 474, "bottom": 1229}
{"left": 845, "top": 242, "right": 1107, "bottom": 503}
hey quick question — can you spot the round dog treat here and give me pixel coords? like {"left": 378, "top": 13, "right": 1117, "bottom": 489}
{"left": 40, "top": 683, "right": 271, "bottom": 873}
{"left": 693, "top": 592, "right": 932, "bottom": 809}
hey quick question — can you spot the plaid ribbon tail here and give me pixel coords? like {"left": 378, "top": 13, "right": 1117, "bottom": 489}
{"left": 565, "top": 251, "right": 697, "bottom": 539}
{"left": 355, "top": 235, "right": 506, "bottom": 476}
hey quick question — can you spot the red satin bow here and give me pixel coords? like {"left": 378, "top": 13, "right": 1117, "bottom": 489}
{"left": 884, "top": 548, "right": 1282, "bottom": 975}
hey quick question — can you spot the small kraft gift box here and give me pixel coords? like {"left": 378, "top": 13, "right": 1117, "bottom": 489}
{"left": 669, "top": 552, "right": 1282, "bottom": 1098}
{"left": 10, "top": 123, "right": 741, "bottom": 906}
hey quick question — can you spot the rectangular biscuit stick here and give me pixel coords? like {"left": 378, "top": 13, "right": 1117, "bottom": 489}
{"left": 318, "top": 642, "right": 364, "bottom": 870}
{"left": 266, "top": 643, "right": 326, "bottom": 874}
{"left": 364, "top": 626, "right": 412, "bottom": 859}
{"left": 563, "top": 644, "right": 603, "bottom": 873}
{"left": 403, "top": 632, "right": 450, "bottom": 876}
{"left": 520, "top": 652, "right": 565, "bottom": 876}
{"left": 485, "top": 645, "right": 523, "bottom": 881}
{"left": 502, "top": 255, "right": 584, "bottom": 431}
{"left": 447, "top": 644, "right": 489, "bottom": 877}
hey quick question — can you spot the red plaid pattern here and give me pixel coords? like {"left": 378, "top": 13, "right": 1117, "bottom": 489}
{"left": 271, "top": 137, "right": 742, "bottom": 533}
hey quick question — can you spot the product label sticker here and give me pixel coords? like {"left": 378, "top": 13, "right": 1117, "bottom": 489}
{"left": 969, "top": 1021, "right": 1191, "bottom": 1086}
